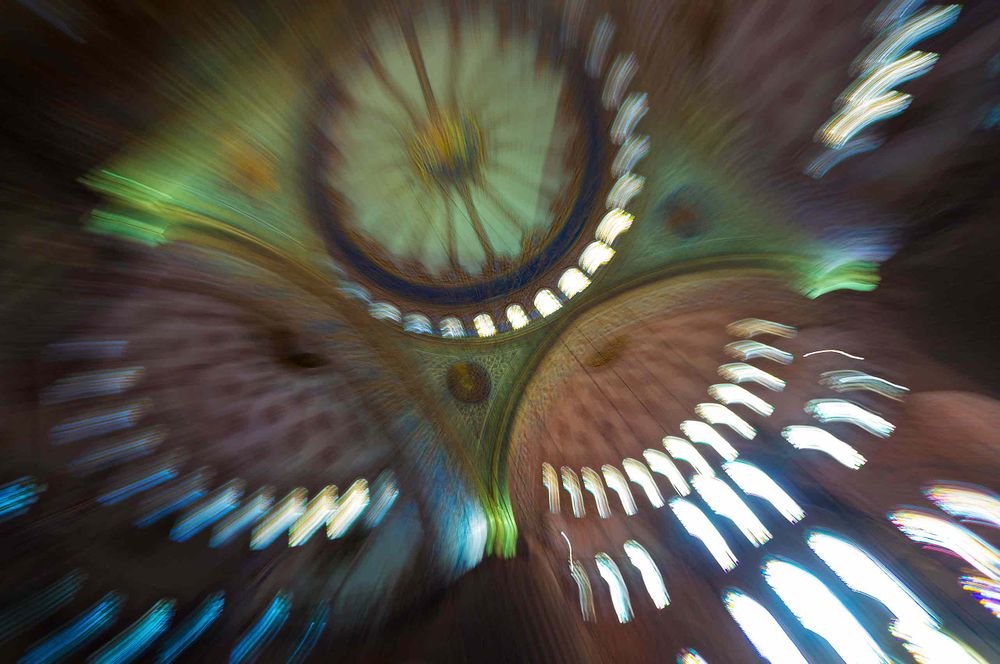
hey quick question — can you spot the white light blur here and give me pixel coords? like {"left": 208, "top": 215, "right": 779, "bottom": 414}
{"left": 560, "top": 467, "right": 586, "bottom": 518}
{"left": 677, "top": 648, "right": 710, "bottom": 664}
{"left": 569, "top": 559, "right": 596, "bottom": 622}
{"left": 439, "top": 316, "right": 465, "bottom": 338}
{"left": 855, "top": 5, "right": 961, "bottom": 75}
{"left": 369, "top": 302, "right": 401, "bottom": 323}
{"left": 595, "top": 208, "right": 634, "bottom": 245}
{"left": 960, "top": 575, "right": 1000, "bottom": 619}
{"left": 289, "top": 486, "right": 337, "bottom": 547}
{"left": 841, "top": 50, "right": 938, "bottom": 107}
{"left": 534, "top": 289, "right": 562, "bottom": 317}
{"left": 623, "top": 458, "right": 664, "bottom": 508}
{"left": 610, "top": 92, "right": 648, "bottom": 144}
{"left": 726, "top": 318, "right": 797, "bottom": 339}
{"left": 585, "top": 14, "right": 614, "bottom": 78}
{"left": 611, "top": 134, "right": 650, "bottom": 177}
{"left": 602, "top": 465, "right": 638, "bottom": 515}
{"left": 473, "top": 313, "right": 496, "bottom": 338}
{"left": 723, "top": 461, "right": 804, "bottom": 524}
{"left": 506, "top": 305, "right": 530, "bottom": 331}
{"left": 924, "top": 481, "right": 1000, "bottom": 531}
{"left": 670, "top": 497, "right": 738, "bottom": 572}
{"left": 602, "top": 52, "right": 638, "bottom": 109}
{"left": 681, "top": 419, "right": 741, "bottom": 459}
{"left": 693, "top": 406, "right": 756, "bottom": 441}
{"left": 890, "top": 508, "right": 1000, "bottom": 582}
{"left": 803, "top": 349, "right": 865, "bottom": 360}
{"left": 606, "top": 173, "right": 645, "bottom": 210}
{"left": 692, "top": 475, "right": 771, "bottom": 547}
{"left": 402, "top": 313, "right": 432, "bottom": 335}
{"left": 818, "top": 91, "right": 912, "bottom": 149}
{"left": 624, "top": 540, "right": 670, "bottom": 609}
{"left": 805, "top": 399, "right": 895, "bottom": 437}
{"left": 781, "top": 426, "right": 867, "bottom": 469}
{"left": 558, "top": 268, "right": 591, "bottom": 299}
{"left": 541, "top": 463, "right": 560, "bottom": 513}
{"left": 581, "top": 467, "right": 611, "bottom": 519}
{"left": 718, "top": 363, "right": 785, "bottom": 392}
{"left": 250, "top": 488, "right": 306, "bottom": 550}
{"left": 820, "top": 369, "right": 909, "bottom": 400}
{"left": 763, "top": 558, "right": 890, "bottom": 664}
{"left": 866, "top": 0, "right": 926, "bottom": 35}
{"left": 722, "top": 589, "right": 808, "bottom": 664}
{"left": 708, "top": 384, "right": 774, "bottom": 417}
{"left": 807, "top": 530, "right": 937, "bottom": 628}
{"left": 889, "top": 620, "right": 989, "bottom": 664}
{"left": 663, "top": 436, "right": 715, "bottom": 477}
{"left": 643, "top": 448, "right": 691, "bottom": 496}
{"left": 579, "top": 241, "right": 615, "bottom": 275}
{"left": 595, "top": 552, "right": 634, "bottom": 623}
{"left": 724, "top": 341, "right": 793, "bottom": 365}
{"left": 326, "top": 479, "right": 369, "bottom": 539}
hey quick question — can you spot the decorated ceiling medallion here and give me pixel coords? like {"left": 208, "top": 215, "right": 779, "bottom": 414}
{"left": 446, "top": 362, "right": 491, "bottom": 403}
{"left": 310, "top": 2, "right": 602, "bottom": 306}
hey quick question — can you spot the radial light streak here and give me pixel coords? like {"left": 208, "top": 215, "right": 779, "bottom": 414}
{"left": 585, "top": 15, "right": 614, "bottom": 78}
{"left": 781, "top": 426, "right": 867, "bottom": 469}
{"left": 327, "top": 479, "right": 369, "bottom": 539}
{"left": 251, "top": 488, "right": 306, "bottom": 550}
{"left": 820, "top": 369, "right": 909, "bottom": 400}
{"left": 98, "top": 452, "right": 184, "bottom": 505}
{"left": 439, "top": 317, "right": 465, "bottom": 338}
{"left": 623, "top": 458, "right": 664, "bottom": 508}
{"left": 369, "top": 302, "right": 401, "bottom": 323}
{"left": 602, "top": 465, "right": 638, "bottom": 515}
{"left": 595, "top": 208, "right": 634, "bottom": 245}
{"left": 841, "top": 50, "right": 938, "bottom": 107}
{"left": 579, "top": 241, "right": 615, "bottom": 275}
{"left": 624, "top": 540, "right": 670, "bottom": 609}
{"left": 289, "top": 486, "right": 337, "bottom": 547}
{"left": 642, "top": 448, "right": 691, "bottom": 496}
{"left": 805, "top": 399, "right": 895, "bottom": 437}
{"left": 230, "top": 592, "right": 290, "bottom": 664}
{"left": 610, "top": 92, "right": 648, "bottom": 144}
{"left": 89, "top": 598, "right": 174, "bottom": 664}
{"left": 558, "top": 268, "right": 591, "bottom": 299}
{"left": 960, "top": 575, "right": 1000, "bottom": 618}
{"left": 155, "top": 592, "right": 224, "bottom": 664}
{"left": 606, "top": 173, "right": 644, "bottom": 209}
{"left": 708, "top": 384, "right": 774, "bottom": 418}
{"left": 210, "top": 488, "right": 273, "bottom": 548}
{"left": 0, "top": 476, "right": 45, "bottom": 523}
{"left": 171, "top": 479, "right": 245, "bottom": 542}
{"left": 506, "top": 305, "right": 530, "bottom": 330}
{"left": 581, "top": 467, "right": 611, "bottom": 518}
{"left": 818, "top": 91, "right": 912, "bottom": 149}
{"left": 542, "top": 463, "right": 560, "bottom": 513}
{"left": 602, "top": 52, "right": 638, "bottom": 109}
{"left": 51, "top": 399, "right": 150, "bottom": 445}
{"left": 889, "top": 620, "right": 989, "bottom": 664}
{"left": 135, "top": 469, "right": 211, "bottom": 527}
{"left": 560, "top": 467, "right": 586, "bottom": 518}
{"left": 41, "top": 367, "right": 144, "bottom": 405}
{"left": 763, "top": 558, "right": 890, "bottom": 664}
{"left": 854, "top": 5, "right": 961, "bottom": 75}
{"left": 692, "top": 475, "right": 771, "bottom": 547}
{"left": 611, "top": 134, "right": 650, "bottom": 177}
{"left": 726, "top": 319, "right": 797, "bottom": 339}
{"left": 889, "top": 508, "right": 1000, "bottom": 582}
{"left": 681, "top": 419, "right": 742, "bottom": 460}
{"left": 534, "top": 289, "right": 562, "bottom": 317}
{"left": 718, "top": 363, "right": 785, "bottom": 392}
{"left": 692, "top": 406, "right": 756, "bottom": 441}
{"left": 663, "top": 436, "right": 715, "bottom": 477}
{"left": 21, "top": 593, "right": 123, "bottom": 664}
{"left": 924, "top": 481, "right": 1000, "bottom": 530}
{"left": 724, "top": 341, "right": 793, "bottom": 365}
{"left": 569, "top": 560, "right": 596, "bottom": 622}
{"left": 402, "top": 313, "right": 432, "bottom": 335}
{"left": 670, "top": 497, "right": 738, "bottom": 572}
{"left": 723, "top": 461, "right": 804, "bottom": 523}
{"left": 722, "top": 589, "right": 808, "bottom": 664}
{"left": 364, "top": 471, "right": 399, "bottom": 529}
{"left": 595, "top": 553, "right": 634, "bottom": 623}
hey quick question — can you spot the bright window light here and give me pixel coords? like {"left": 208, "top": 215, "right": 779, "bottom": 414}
{"left": 596, "top": 553, "right": 634, "bottom": 623}
{"left": 718, "top": 363, "right": 785, "bottom": 392}
{"left": 582, "top": 467, "right": 611, "bottom": 518}
{"left": 692, "top": 475, "right": 771, "bottom": 547}
{"left": 663, "top": 436, "right": 715, "bottom": 477}
{"left": 506, "top": 305, "right": 530, "bottom": 330}
{"left": 251, "top": 489, "right": 306, "bottom": 550}
{"left": 819, "top": 370, "right": 909, "bottom": 400}
{"left": 595, "top": 209, "right": 634, "bottom": 245}
{"left": 889, "top": 508, "right": 1000, "bottom": 582}
{"left": 569, "top": 559, "right": 596, "bottom": 622}
{"left": 670, "top": 497, "right": 738, "bottom": 572}
{"left": 611, "top": 134, "right": 650, "bottom": 177}
{"left": 289, "top": 486, "right": 337, "bottom": 547}
{"left": 723, "top": 461, "right": 804, "bottom": 523}
{"left": 643, "top": 449, "right": 691, "bottom": 496}
{"left": 369, "top": 302, "right": 401, "bottom": 323}
{"left": 473, "top": 314, "right": 496, "bottom": 338}
{"left": 561, "top": 467, "right": 586, "bottom": 518}
{"left": 709, "top": 384, "right": 774, "bottom": 417}
{"left": 925, "top": 481, "right": 1000, "bottom": 531}
{"left": 624, "top": 540, "right": 670, "bottom": 609}
{"left": 606, "top": 173, "right": 644, "bottom": 209}
{"left": 534, "top": 289, "right": 562, "bottom": 317}
{"left": 558, "top": 268, "right": 591, "bottom": 299}
{"left": 623, "top": 458, "right": 664, "bottom": 508}
{"left": 723, "top": 588, "right": 808, "bottom": 664}
{"left": 724, "top": 341, "right": 793, "bottom": 365}
{"left": 726, "top": 318, "right": 797, "bottom": 339}
{"left": 781, "top": 426, "right": 867, "bottom": 469}
{"left": 889, "top": 620, "right": 988, "bottom": 664}
{"left": 327, "top": 479, "right": 368, "bottom": 539}
{"left": 602, "top": 465, "right": 638, "bottom": 515}
{"left": 694, "top": 405, "right": 756, "bottom": 440}
{"left": 579, "top": 241, "right": 615, "bottom": 275}
{"left": 610, "top": 92, "right": 648, "bottom": 144}
{"left": 682, "top": 419, "right": 744, "bottom": 457}
{"left": 541, "top": 463, "right": 560, "bottom": 513}
{"left": 402, "top": 313, "right": 432, "bottom": 334}
{"left": 439, "top": 317, "right": 465, "bottom": 338}
{"left": 805, "top": 399, "right": 894, "bottom": 437}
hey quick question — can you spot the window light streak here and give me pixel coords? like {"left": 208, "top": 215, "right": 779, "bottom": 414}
{"left": 585, "top": 15, "right": 614, "bottom": 78}
{"left": 70, "top": 427, "right": 166, "bottom": 476}
{"left": 722, "top": 589, "right": 808, "bottom": 664}
{"left": 473, "top": 314, "right": 496, "bottom": 338}
{"left": 693, "top": 406, "right": 756, "bottom": 442}
{"left": 210, "top": 488, "right": 273, "bottom": 548}
{"left": 606, "top": 173, "right": 644, "bottom": 210}
{"left": 363, "top": 471, "right": 398, "bottom": 528}
{"left": 21, "top": 592, "right": 124, "bottom": 664}
{"left": 0, "top": 476, "right": 44, "bottom": 523}
{"left": 781, "top": 426, "right": 867, "bottom": 469}
{"left": 841, "top": 50, "right": 938, "bottom": 107}
{"left": 230, "top": 592, "right": 290, "bottom": 664}
{"left": 889, "top": 508, "right": 1000, "bottom": 582}
{"left": 924, "top": 481, "right": 1000, "bottom": 531}
{"left": 803, "top": 349, "right": 865, "bottom": 360}
{"left": 286, "top": 604, "right": 328, "bottom": 664}
{"left": 560, "top": 467, "right": 586, "bottom": 518}
{"left": 569, "top": 560, "right": 597, "bottom": 622}
{"left": 692, "top": 475, "right": 771, "bottom": 547}
{"left": 534, "top": 289, "right": 562, "bottom": 317}
{"left": 135, "top": 469, "right": 211, "bottom": 527}
{"left": 579, "top": 241, "right": 615, "bottom": 275}
{"left": 763, "top": 558, "right": 890, "bottom": 664}
{"left": 369, "top": 302, "right": 400, "bottom": 323}
{"left": 805, "top": 399, "right": 895, "bottom": 437}
{"left": 155, "top": 592, "right": 224, "bottom": 664}
{"left": 89, "top": 598, "right": 174, "bottom": 664}
{"left": 611, "top": 134, "right": 650, "bottom": 177}
{"left": 402, "top": 313, "right": 432, "bottom": 335}
{"left": 595, "top": 208, "right": 634, "bottom": 245}
{"left": 171, "top": 480, "right": 245, "bottom": 542}
{"left": 601, "top": 465, "right": 638, "bottom": 515}
{"left": 723, "top": 461, "right": 804, "bottom": 524}
{"left": 558, "top": 268, "right": 591, "bottom": 299}
{"left": 581, "top": 467, "right": 611, "bottom": 518}
{"left": 602, "top": 52, "right": 638, "bottom": 110}
{"left": 818, "top": 91, "right": 912, "bottom": 149}
{"left": 854, "top": 5, "right": 961, "bottom": 75}
{"left": 682, "top": 419, "right": 741, "bottom": 459}
{"left": 326, "top": 479, "right": 369, "bottom": 539}
{"left": 724, "top": 341, "right": 793, "bottom": 365}
{"left": 726, "top": 319, "right": 797, "bottom": 339}
{"left": 643, "top": 449, "right": 691, "bottom": 496}
{"left": 439, "top": 317, "right": 465, "bottom": 338}
{"left": 51, "top": 399, "right": 150, "bottom": 445}
{"left": 663, "top": 436, "right": 715, "bottom": 477}
{"left": 708, "top": 384, "right": 774, "bottom": 417}
{"left": 595, "top": 553, "right": 634, "bottom": 623}
{"left": 289, "top": 486, "right": 337, "bottom": 547}
{"left": 337, "top": 283, "right": 370, "bottom": 303}
{"left": 98, "top": 453, "right": 183, "bottom": 505}
{"left": 889, "top": 620, "right": 989, "bottom": 664}
{"left": 41, "top": 367, "right": 144, "bottom": 405}
{"left": 624, "top": 540, "right": 670, "bottom": 609}
{"left": 610, "top": 92, "right": 648, "bottom": 144}
{"left": 542, "top": 463, "right": 560, "bottom": 513}
{"left": 867, "top": 0, "right": 926, "bottom": 35}
{"left": 677, "top": 649, "right": 709, "bottom": 664}
{"left": 250, "top": 488, "right": 306, "bottom": 550}
{"left": 0, "top": 570, "right": 85, "bottom": 645}
{"left": 506, "top": 305, "right": 530, "bottom": 330}
{"left": 670, "top": 498, "right": 738, "bottom": 572}
{"left": 623, "top": 458, "right": 664, "bottom": 508}
{"left": 806, "top": 135, "right": 884, "bottom": 179}
{"left": 960, "top": 575, "right": 1000, "bottom": 619}
{"left": 820, "top": 370, "right": 909, "bottom": 400}
{"left": 718, "top": 363, "right": 785, "bottom": 392}
{"left": 807, "top": 530, "right": 937, "bottom": 628}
